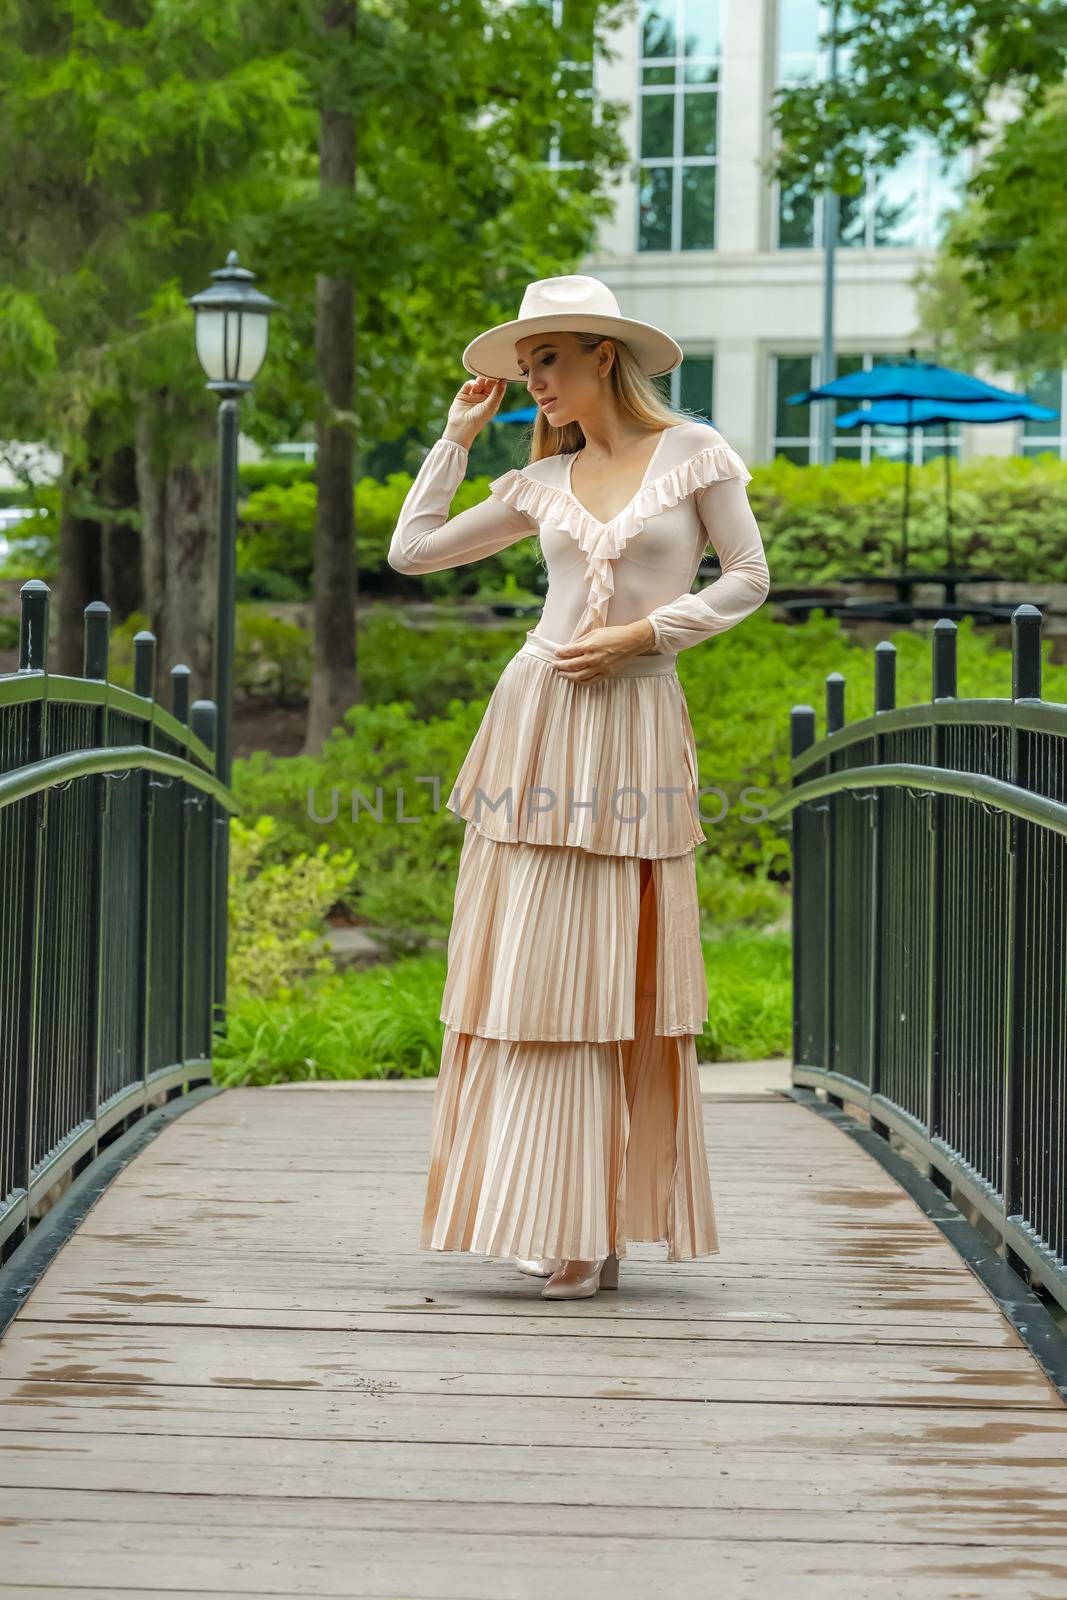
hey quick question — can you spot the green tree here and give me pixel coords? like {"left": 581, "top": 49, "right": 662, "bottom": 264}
{"left": 0, "top": 0, "right": 307, "bottom": 683}
{"left": 915, "top": 83, "right": 1067, "bottom": 373}
{"left": 0, "top": 0, "right": 634, "bottom": 735}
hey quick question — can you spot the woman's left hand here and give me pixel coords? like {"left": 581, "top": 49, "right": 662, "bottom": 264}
{"left": 553, "top": 621, "right": 655, "bottom": 683}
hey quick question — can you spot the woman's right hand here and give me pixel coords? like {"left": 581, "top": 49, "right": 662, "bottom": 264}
{"left": 443, "top": 376, "right": 507, "bottom": 447}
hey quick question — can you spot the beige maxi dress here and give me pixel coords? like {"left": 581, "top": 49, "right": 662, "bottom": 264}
{"left": 387, "top": 418, "right": 771, "bottom": 1263}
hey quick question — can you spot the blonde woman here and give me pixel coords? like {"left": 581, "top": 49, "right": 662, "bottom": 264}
{"left": 388, "top": 276, "right": 770, "bottom": 1299}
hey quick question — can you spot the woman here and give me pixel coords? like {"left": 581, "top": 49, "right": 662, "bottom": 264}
{"left": 388, "top": 275, "right": 770, "bottom": 1300}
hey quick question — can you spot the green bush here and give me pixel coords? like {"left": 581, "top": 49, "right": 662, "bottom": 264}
{"left": 238, "top": 459, "right": 317, "bottom": 494}
{"left": 227, "top": 812, "right": 359, "bottom": 1001}
{"left": 235, "top": 467, "right": 545, "bottom": 604}
{"left": 238, "top": 481, "right": 317, "bottom": 593}
{"left": 233, "top": 692, "right": 481, "bottom": 950}
{"left": 356, "top": 610, "right": 527, "bottom": 718}
{"left": 751, "top": 452, "right": 1067, "bottom": 582}
{"left": 233, "top": 607, "right": 312, "bottom": 702}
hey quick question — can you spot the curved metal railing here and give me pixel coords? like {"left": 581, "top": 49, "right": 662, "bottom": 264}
{"left": 766, "top": 606, "right": 1067, "bottom": 1314}
{"left": 0, "top": 580, "right": 238, "bottom": 1266}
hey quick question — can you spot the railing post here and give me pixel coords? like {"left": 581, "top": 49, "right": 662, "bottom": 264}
{"left": 790, "top": 705, "right": 816, "bottom": 1081}
{"left": 869, "top": 642, "right": 896, "bottom": 1130}
{"left": 822, "top": 674, "right": 840, "bottom": 1088}
{"left": 191, "top": 701, "right": 220, "bottom": 1059}
{"left": 825, "top": 672, "right": 844, "bottom": 734}
{"left": 11, "top": 582, "right": 50, "bottom": 1251}
{"left": 1003, "top": 606, "right": 1043, "bottom": 1276}
{"left": 170, "top": 666, "right": 192, "bottom": 1077}
{"left": 927, "top": 618, "right": 956, "bottom": 1190}
{"left": 82, "top": 600, "right": 111, "bottom": 1160}
{"left": 133, "top": 631, "right": 157, "bottom": 1099}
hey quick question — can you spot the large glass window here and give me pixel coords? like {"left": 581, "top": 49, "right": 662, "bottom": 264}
{"left": 1020, "top": 369, "right": 1067, "bottom": 460}
{"left": 771, "top": 351, "right": 960, "bottom": 465}
{"left": 637, "top": 0, "right": 721, "bottom": 252}
{"left": 651, "top": 354, "right": 716, "bottom": 421}
{"left": 652, "top": 354, "right": 716, "bottom": 420}
{"left": 774, "top": 1, "right": 969, "bottom": 250}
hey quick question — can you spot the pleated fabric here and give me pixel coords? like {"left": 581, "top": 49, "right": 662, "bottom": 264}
{"left": 446, "top": 643, "right": 706, "bottom": 858}
{"left": 439, "top": 824, "right": 708, "bottom": 1040}
{"left": 421, "top": 635, "right": 721, "bottom": 1263}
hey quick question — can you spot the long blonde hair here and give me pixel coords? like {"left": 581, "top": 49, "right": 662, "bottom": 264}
{"left": 525, "top": 333, "right": 703, "bottom": 463}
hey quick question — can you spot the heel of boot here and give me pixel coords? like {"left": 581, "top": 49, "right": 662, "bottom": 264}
{"left": 599, "top": 1251, "right": 620, "bottom": 1290}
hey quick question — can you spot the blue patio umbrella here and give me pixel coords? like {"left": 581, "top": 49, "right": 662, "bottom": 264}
{"left": 787, "top": 353, "right": 1049, "bottom": 569}
{"left": 835, "top": 396, "right": 1059, "bottom": 568}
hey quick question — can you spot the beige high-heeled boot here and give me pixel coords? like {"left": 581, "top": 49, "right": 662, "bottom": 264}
{"left": 541, "top": 1252, "right": 620, "bottom": 1300}
{"left": 515, "top": 1257, "right": 563, "bottom": 1278}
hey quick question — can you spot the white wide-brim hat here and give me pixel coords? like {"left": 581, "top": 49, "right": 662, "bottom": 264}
{"left": 462, "top": 274, "right": 683, "bottom": 382}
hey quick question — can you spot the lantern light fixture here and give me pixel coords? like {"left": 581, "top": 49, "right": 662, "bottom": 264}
{"left": 187, "top": 249, "right": 279, "bottom": 394}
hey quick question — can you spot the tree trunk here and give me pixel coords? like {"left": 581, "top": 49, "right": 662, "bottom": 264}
{"left": 134, "top": 391, "right": 218, "bottom": 708}
{"left": 305, "top": 0, "right": 358, "bottom": 754}
{"left": 99, "top": 444, "right": 143, "bottom": 624}
{"left": 56, "top": 461, "right": 102, "bottom": 676}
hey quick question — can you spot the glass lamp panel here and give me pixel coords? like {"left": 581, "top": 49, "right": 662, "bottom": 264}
{"left": 194, "top": 309, "right": 228, "bottom": 382}
{"left": 234, "top": 312, "right": 270, "bottom": 382}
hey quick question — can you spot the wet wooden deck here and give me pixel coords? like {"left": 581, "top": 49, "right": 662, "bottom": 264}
{"left": 2, "top": 1082, "right": 1066, "bottom": 1598}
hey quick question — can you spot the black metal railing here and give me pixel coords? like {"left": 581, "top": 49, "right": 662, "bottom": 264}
{"left": 1, "top": 580, "right": 238, "bottom": 1266}
{"left": 767, "top": 605, "right": 1067, "bottom": 1313}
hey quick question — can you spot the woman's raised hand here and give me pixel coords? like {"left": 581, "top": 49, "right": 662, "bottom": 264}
{"left": 444, "top": 377, "right": 507, "bottom": 447}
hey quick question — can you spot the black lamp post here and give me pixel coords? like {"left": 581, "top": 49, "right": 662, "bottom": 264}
{"left": 187, "top": 249, "right": 279, "bottom": 1028}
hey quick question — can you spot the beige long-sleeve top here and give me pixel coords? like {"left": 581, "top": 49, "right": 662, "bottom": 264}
{"left": 387, "top": 418, "right": 771, "bottom": 657}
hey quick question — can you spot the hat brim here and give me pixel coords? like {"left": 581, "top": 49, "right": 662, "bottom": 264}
{"left": 462, "top": 313, "right": 684, "bottom": 382}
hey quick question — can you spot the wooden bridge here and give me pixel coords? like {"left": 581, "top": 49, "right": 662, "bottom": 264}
{"left": 1, "top": 583, "right": 1066, "bottom": 1596}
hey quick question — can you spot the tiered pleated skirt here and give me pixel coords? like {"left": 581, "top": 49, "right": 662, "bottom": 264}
{"left": 420, "top": 630, "right": 720, "bottom": 1262}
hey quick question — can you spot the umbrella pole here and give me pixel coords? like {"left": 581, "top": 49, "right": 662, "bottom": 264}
{"left": 901, "top": 422, "right": 911, "bottom": 571}
{"left": 944, "top": 443, "right": 954, "bottom": 569}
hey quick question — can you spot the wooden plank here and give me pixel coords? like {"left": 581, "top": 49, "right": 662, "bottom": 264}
{"left": 0, "top": 1323, "right": 1057, "bottom": 1407}
{"left": 1, "top": 1498, "right": 1067, "bottom": 1600}
{"left": 2, "top": 1425, "right": 1065, "bottom": 1491}
{"left": 14, "top": 1300, "right": 1027, "bottom": 1345}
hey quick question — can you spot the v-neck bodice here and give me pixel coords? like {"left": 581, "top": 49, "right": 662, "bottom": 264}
{"left": 486, "top": 419, "right": 756, "bottom": 643}
{"left": 562, "top": 425, "right": 679, "bottom": 531}
{"left": 387, "top": 416, "right": 769, "bottom": 659}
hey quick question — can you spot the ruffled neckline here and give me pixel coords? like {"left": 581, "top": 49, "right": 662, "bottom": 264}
{"left": 488, "top": 428, "right": 753, "bottom": 639}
